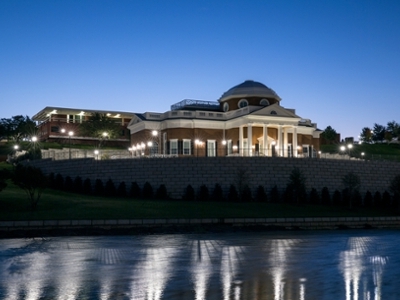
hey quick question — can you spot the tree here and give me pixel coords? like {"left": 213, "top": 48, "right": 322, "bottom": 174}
{"left": 12, "top": 165, "right": 47, "bottom": 210}
{"left": 389, "top": 174, "right": 400, "bottom": 198}
{"left": 359, "top": 127, "right": 372, "bottom": 144}
{"left": 387, "top": 121, "right": 400, "bottom": 140}
{"left": 342, "top": 172, "right": 360, "bottom": 209}
{"left": 286, "top": 167, "right": 307, "bottom": 204}
{"left": 320, "top": 126, "right": 338, "bottom": 144}
{"left": 78, "top": 113, "right": 121, "bottom": 147}
{"left": 0, "top": 115, "right": 37, "bottom": 142}
{"left": 372, "top": 123, "right": 386, "bottom": 143}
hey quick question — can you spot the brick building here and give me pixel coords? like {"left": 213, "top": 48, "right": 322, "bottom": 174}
{"left": 128, "top": 80, "right": 322, "bottom": 157}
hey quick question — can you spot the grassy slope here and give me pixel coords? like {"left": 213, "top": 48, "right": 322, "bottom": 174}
{"left": 321, "top": 143, "right": 400, "bottom": 160}
{"left": 0, "top": 181, "right": 392, "bottom": 221}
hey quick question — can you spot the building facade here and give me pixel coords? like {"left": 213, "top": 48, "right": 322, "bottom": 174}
{"left": 128, "top": 80, "right": 321, "bottom": 158}
{"left": 33, "top": 107, "right": 134, "bottom": 147}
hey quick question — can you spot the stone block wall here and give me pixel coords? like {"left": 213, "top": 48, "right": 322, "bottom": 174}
{"left": 27, "top": 157, "right": 400, "bottom": 199}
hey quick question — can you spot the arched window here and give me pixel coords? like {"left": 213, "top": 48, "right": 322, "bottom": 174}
{"left": 223, "top": 102, "right": 229, "bottom": 112}
{"left": 260, "top": 99, "right": 269, "bottom": 106}
{"left": 238, "top": 99, "right": 248, "bottom": 108}
{"left": 270, "top": 110, "right": 277, "bottom": 115}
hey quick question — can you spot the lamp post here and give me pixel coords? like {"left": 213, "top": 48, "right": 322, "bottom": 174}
{"left": 195, "top": 139, "right": 201, "bottom": 157}
{"left": 347, "top": 144, "right": 353, "bottom": 158}
{"left": 152, "top": 130, "right": 162, "bottom": 155}
{"left": 68, "top": 131, "right": 74, "bottom": 159}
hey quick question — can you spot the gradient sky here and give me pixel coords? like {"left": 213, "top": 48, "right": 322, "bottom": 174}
{"left": 1, "top": 0, "right": 400, "bottom": 140}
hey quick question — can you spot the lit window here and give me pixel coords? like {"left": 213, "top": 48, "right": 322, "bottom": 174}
{"left": 238, "top": 99, "right": 248, "bottom": 108}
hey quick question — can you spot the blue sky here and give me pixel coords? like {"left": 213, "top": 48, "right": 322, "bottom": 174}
{"left": 1, "top": 0, "right": 400, "bottom": 140}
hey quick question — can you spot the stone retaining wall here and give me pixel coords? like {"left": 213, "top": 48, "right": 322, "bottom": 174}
{"left": 1, "top": 217, "right": 400, "bottom": 231}
{"left": 26, "top": 157, "right": 400, "bottom": 199}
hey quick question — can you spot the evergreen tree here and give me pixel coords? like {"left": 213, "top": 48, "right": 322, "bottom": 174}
{"left": 183, "top": 184, "right": 195, "bottom": 201}
{"left": 130, "top": 182, "right": 141, "bottom": 198}
{"left": 155, "top": 184, "right": 168, "bottom": 199}
{"left": 364, "top": 191, "right": 373, "bottom": 208}
{"left": 117, "top": 181, "right": 127, "bottom": 198}
{"left": 197, "top": 184, "right": 209, "bottom": 201}
{"left": 332, "top": 190, "right": 342, "bottom": 206}
{"left": 105, "top": 179, "right": 116, "bottom": 197}
{"left": 94, "top": 179, "right": 104, "bottom": 196}
{"left": 73, "top": 176, "right": 83, "bottom": 194}
{"left": 255, "top": 185, "right": 267, "bottom": 202}
{"left": 64, "top": 176, "right": 74, "bottom": 192}
{"left": 142, "top": 182, "right": 153, "bottom": 199}
{"left": 227, "top": 184, "right": 239, "bottom": 202}
{"left": 321, "top": 187, "right": 331, "bottom": 205}
{"left": 270, "top": 185, "right": 280, "bottom": 203}
{"left": 309, "top": 188, "right": 320, "bottom": 205}
{"left": 83, "top": 178, "right": 92, "bottom": 194}
{"left": 373, "top": 191, "right": 382, "bottom": 208}
{"left": 241, "top": 184, "right": 252, "bottom": 202}
{"left": 211, "top": 183, "right": 224, "bottom": 202}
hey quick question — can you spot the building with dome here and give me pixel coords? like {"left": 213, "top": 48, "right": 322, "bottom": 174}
{"left": 32, "top": 80, "right": 321, "bottom": 157}
{"left": 128, "top": 80, "right": 322, "bottom": 157}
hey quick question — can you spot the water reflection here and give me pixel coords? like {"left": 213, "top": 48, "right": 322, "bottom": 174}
{"left": 0, "top": 231, "right": 399, "bottom": 299}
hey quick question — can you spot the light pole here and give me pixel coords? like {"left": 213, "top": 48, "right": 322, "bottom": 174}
{"left": 152, "top": 130, "right": 161, "bottom": 155}
{"left": 68, "top": 131, "right": 74, "bottom": 159}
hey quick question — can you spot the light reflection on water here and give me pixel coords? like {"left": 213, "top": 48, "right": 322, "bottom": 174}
{"left": 0, "top": 230, "right": 400, "bottom": 299}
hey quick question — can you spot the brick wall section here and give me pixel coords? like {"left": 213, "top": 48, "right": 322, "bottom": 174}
{"left": 27, "top": 157, "right": 400, "bottom": 199}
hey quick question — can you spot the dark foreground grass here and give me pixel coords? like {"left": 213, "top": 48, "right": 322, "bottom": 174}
{"left": 0, "top": 183, "right": 393, "bottom": 221}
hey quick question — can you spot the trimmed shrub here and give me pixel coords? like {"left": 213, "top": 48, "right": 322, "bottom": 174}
{"left": 197, "top": 184, "right": 209, "bottom": 201}
{"left": 83, "top": 178, "right": 92, "bottom": 195}
{"left": 211, "top": 183, "right": 224, "bottom": 202}
{"left": 382, "top": 191, "right": 391, "bottom": 210}
{"left": 321, "top": 187, "right": 331, "bottom": 205}
{"left": 364, "top": 191, "right": 373, "bottom": 207}
{"left": 155, "top": 184, "right": 168, "bottom": 200}
{"left": 309, "top": 188, "right": 320, "bottom": 205}
{"left": 142, "top": 182, "right": 153, "bottom": 199}
{"left": 48, "top": 173, "right": 56, "bottom": 189}
{"left": 54, "top": 173, "right": 64, "bottom": 190}
{"left": 105, "top": 179, "right": 116, "bottom": 197}
{"left": 270, "top": 185, "right": 280, "bottom": 203}
{"left": 332, "top": 190, "right": 342, "bottom": 206}
{"left": 64, "top": 176, "right": 74, "bottom": 192}
{"left": 130, "top": 182, "right": 141, "bottom": 198}
{"left": 73, "top": 176, "right": 83, "bottom": 194}
{"left": 183, "top": 184, "right": 195, "bottom": 201}
{"left": 94, "top": 179, "right": 104, "bottom": 196}
{"left": 227, "top": 184, "right": 239, "bottom": 202}
{"left": 255, "top": 185, "right": 267, "bottom": 202}
{"left": 373, "top": 191, "right": 382, "bottom": 208}
{"left": 241, "top": 184, "right": 252, "bottom": 202}
{"left": 117, "top": 181, "right": 127, "bottom": 198}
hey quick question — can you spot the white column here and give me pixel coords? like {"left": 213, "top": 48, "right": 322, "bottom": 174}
{"left": 293, "top": 126, "right": 298, "bottom": 157}
{"left": 263, "top": 124, "right": 268, "bottom": 156}
{"left": 277, "top": 125, "right": 282, "bottom": 156}
{"left": 247, "top": 123, "right": 252, "bottom": 157}
{"left": 239, "top": 125, "right": 243, "bottom": 156}
{"left": 283, "top": 127, "right": 288, "bottom": 157}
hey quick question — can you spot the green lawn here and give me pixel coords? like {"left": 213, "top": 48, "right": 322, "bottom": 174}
{"left": 321, "top": 143, "right": 400, "bottom": 161}
{"left": 0, "top": 181, "right": 393, "bottom": 221}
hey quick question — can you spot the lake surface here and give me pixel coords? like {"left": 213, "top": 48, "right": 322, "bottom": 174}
{"left": 1, "top": 230, "right": 400, "bottom": 299}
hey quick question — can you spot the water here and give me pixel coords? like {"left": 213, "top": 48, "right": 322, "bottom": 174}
{"left": 0, "top": 230, "right": 399, "bottom": 299}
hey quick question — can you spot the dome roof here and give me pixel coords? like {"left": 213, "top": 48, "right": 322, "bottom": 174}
{"left": 219, "top": 80, "right": 281, "bottom": 102}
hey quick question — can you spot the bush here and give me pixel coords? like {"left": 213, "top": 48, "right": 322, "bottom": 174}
{"left": 227, "top": 184, "right": 239, "bottom": 202}
{"left": 0, "top": 169, "right": 9, "bottom": 192}
{"left": 382, "top": 191, "right": 391, "bottom": 209}
{"left": 54, "top": 173, "right": 64, "bottom": 190}
{"left": 211, "top": 183, "right": 224, "bottom": 202}
{"left": 48, "top": 172, "right": 55, "bottom": 189}
{"left": 155, "top": 184, "right": 168, "bottom": 199}
{"left": 241, "top": 184, "right": 252, "bottom": 202}
{"left": 183, "top": 184, "right": 195, "bottom": 201}
{"left": 73, "top": 176, "right": 83, "bottom": 194}
{"left": 309, "top": 188, "right": 320, "bottom": 204}
{"left": 270, "top": 185, "right": 280, "bottom": 203}
{"left": 83, "top": 178, "right": 92, "bottom": 195}
{"left": 321, "top": 187, "right": 331, "bottom": 205}
{"left": 197, "top": 184, "right": 209, "bottom": 201}
{"left": 64, "top": 176, "right": 74, "bottom": 192}
{"left": 255, "top": 185, "right": 267, "bottom": 202}
{"left": 142, "top": 182, "right": 153, "bottom": 199}
{"left": 105, "top": 179, "right": 116, "bottom": 197}
{"left": 373, "top": 191, "right": 382, "bottom": 208}
{"left": 286, "top": 167, "right": 307, "bottom": 204}
{"left": 332, "top": 190, "right": 342, "bottom": 206}
{"left": 117, "top": 181, "right": 127, "bottom": 198}
{"left": 364, "top": 191, "right": 373, "bottom": 207}
{"left": 94, "top": 179, "right": 104, "bottom": 196}
{"left": 130, "top": 182, "right": 141, "bottom": 198}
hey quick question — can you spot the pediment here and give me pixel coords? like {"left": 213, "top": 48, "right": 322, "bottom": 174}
{"left": 250, "top": 104, "right": 300, "bottom": 119}
{"left": 127, "top": 114, "right": 144, "bottom": 126}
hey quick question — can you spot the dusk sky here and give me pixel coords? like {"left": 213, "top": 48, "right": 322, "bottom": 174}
{"left": 1, "top": 0, "right": 400, "bottom": 140}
